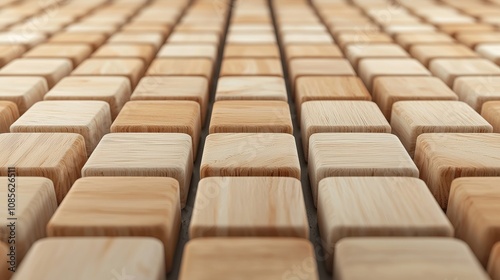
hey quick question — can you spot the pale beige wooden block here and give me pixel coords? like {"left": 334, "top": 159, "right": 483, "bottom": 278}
{"left": 230, "top": 23, "right": 274, "bottom": 32}
{"left": 220, "top": 58, "right": 283, "bottom": 77}
{"left": 48, "top": 32, "right": 107, "bottom": 50}
{"left": 285, "top": 45, "right": 343, "bottom": 61}
{"left": 81, "top": 133, "right": 192, "bottom": 207}
{"left": 0, "top": 133, "right": 86, "bottom": 203}
{"left": 92, "top": 44, "right": 156, "bottom": 64}
{"left": 308, "top": 133, "right": 418, "bottom": 206}
{"left": 440, "top": 23, "right": 495, "bottom": 36}
{"left": 482, "top": 101, "right": 500, "bottom": 132}
{"left": 146, "top": 58, "right": 213, "bottom": 80}
{"left": 72, "top": 58, "right": 145, "bottom": 88}
{"left": 289, "top": 58, "right": 355, "bottom": 91}
{"left": 384, "top": 24, "right": 436, "bottom": 35}
{"left": 215, "top": 76, "right": 287, "bottom": 101}
{"left": 0, "top": 58, "right": 72, "bottom": 88}
{"left": 0, "top": 101, "right": 18, "bottom": 133}
{"left": 190, "top": 177, "right": 308, "bottom": 238}
{"left": 454, "top": 77, "right": 500, "bottom": 112}
{"left": 0, "top": 45, "right": 24, "bottom": 68}
{"left": 447, "top": 177, "right": 500, "bottom": 267}
{"left": 10, "top": 101, "right": 111, "bottom": 156}
{"left": 175, "top": 22, "right": 224, "bottom": 34}
{"left": 456, "top": 32, "right": 500, "bottom": 49}
{"left": 414, "top": 133, "right": 500, "bottom": 208}
{"left": 0, "top": 32, "right": 46, "bottom": 48}
{"left": 65, "top": 23, "right": 118, "bottom": 35}
{"left": 335, "top": 32, "right": 393, "bottom": 50}
{"left": 167, "top": 31, "right": 219, "bottom": 45}
{"left": 411, "top": 44, "right": 479, "bottom": 67}
{"left": 330, "top": 23, "right": 380, "bottom": 35}
{"left": 430, "top": 58, "right": 500, "bottom": 87}
{"left": 280, "top": 23, "right": 326, "bottom": 33}
{"left": 210, "top": 100, "right": 292, "bottom": 134}
{"left": 282, "top": 32, "right": 334, "bottom": 44}
{"left": 0, "top": 241, "right": 12, "bottom": 280}
{"left": 201, "top": 133, "right": 300, "bottom": 179}
{"left": 224, "top": 44, "right": 280, "bottom": 58}
{"left": 157, "top": 44, "right": 217, "bottom": 61}
{"left": 47, "top": 177, "right": 180, "bottom": 271}
{"left": 335, "top": 238, "right": 490, "bottom": 280}
{"left": 346, "top": 43, "right": 409, "bottom": 68}
{"left": 396, "top": 33, "right": 455, "bottom": 50}
{"left": 23, "top": 43, "right": 92, "bottom": 67}
{"left": 318, "top": 177, "right": 454, "bottom": 271}
{"left": 107, "top": 31, "right": 164, "bottom": 50}
{"left": 477, "top": 44, "right": 500, "bottom": 65}
{"left": 490, "top": 243, "right": 500, "bottom": 280}
{"left": 0, "top": 177, "right": 56, "bottom": 264}
{"left": 358, "top": 58, "right": 431, "bottom": 91}
{"left": 121, "top": 22, "right": 171, "bottom": 37}
{"left": 227, "top": 32, "right": 276, "bottom": 44}
{"left": 11, "top": 237, "right": 165, "bottom": 280}
{"left": 179, "top": 238, "right": 318, "bottom": 280}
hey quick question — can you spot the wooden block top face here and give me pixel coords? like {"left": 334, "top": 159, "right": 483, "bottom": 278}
{"left": 454, "top": 77, "right": 500, "bottom": 112}
{"left": 456, "top": 32, "right": 500, "bottom": 48}
{"left": 224, "top": 44, "right": 280, "bottom": 58}
{"left": 0, "top": 32, "right": 46, "bottom": 48}
{"left": 477, "top": 44, "right": 500, "bottom": 65}
{"left": 168, "top": 31, "right": 219, "bottom": 45}
{"left": 48, "top": 32, "right": 107, "bottom": 50}
{"left": 146, "top": 58, "right": 213, "bottom": 79}
{"left": 289, "top": 59, "right": 356, "bottom": 83}
{"left": 180, "top": 238, "right": 318, "bottom": 280}
{"left": 157, "top": 44, "right": 218, "bottom": 60}
{"left": 12, "top": 237, "right": 165, "bottom": 280}
{"left": 439, "top": 23, "right": 495, "bottom": 35}
{"left": 482, "top": 101, "right": 500, "bottom": 132}
{"left": 336, "top": 32, "right": 393, "bottom": 50}
{"left": 335, "top": 238, "right": 490, "bottom": 280}
{"left": 215, "top": 76, "right": 287, "bottom": 101}
{"left": 280, "top": 24, "right": 326, "bottom": 33}
{"left": 285, "top": 45, "right": 343, "bottom": 60}
{"left": 410, "top": 44, "right": 479, "bottom": 66}
{"left": 0, "top": 77, "right": 48, "bottom": 114}
{"left": 107, "top": 32, "right": 165, "bottom": 49}
{"left": 0, "top": 58, "right": 72, "bottom": 88}
{"left": 23, "top": 43, "right": 92, "bottom": 67}
{"left": 227, "top": 32, "right": 276, "bottom": 44}
{"left": 65, "top": 23, "right": 118, "bottom": 35}
{"left": 230, "top": 23, "right": 273, "bottom": 32}
{"left": 396, "top": 33, "right": 455, "bottom": 50}
{"left": 92, "top": 44, "right": 156, "bottom": 64}
{"left": 0, "top": 101, "right": 18, "bottom": 133}
{"left": 0, "top": 44, "right": 25, "bottom": 67}
{"left": 429, "top": 58, "right": 500, "bottom": 87}
{"left": 190, "top": 177, "right": 308, "bottom": 238}
{"left": 345, "top": 44, "right": 409, "bottom": 68}
{"left": 72, "top": 58, "right": 145, "bottom": 88}
{"left": 220, "top": 58, "right": 283, "bottom": 77}
{"left": 295, "top": 76, "right": 371, "bottom": 106}
{"left": 201, "top": 133, "right": 300, "bottom": 179}
{"left": 282, "top": 32, "right": 334, "bottom": 44}
{"left": 489, "top": 243, "right": 500, "bottom": 280}
{"left": 384, "top": 24, "right": 436, "bottom": 35}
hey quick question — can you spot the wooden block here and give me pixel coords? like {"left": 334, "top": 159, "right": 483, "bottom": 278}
{"left": 201, "top": 133, "right": 300, "bottom": 179}
{"left": 65, "top": 23, "right": 118, "bottom": 35}
{"left": 146, "top": 58, "right": 213, "bottom": 80}
{"left": 454, "top": 77, "right": 500, "bottom": 112}
{"left": 220, "top": 58, "right": 281, "bottom": 77}
{"left": 439, "top": 23, "right": 495, "bottom": 36}
{"left": 280, "top": 23, "right": 326, "bottom": 33}
{"left": 157, "top": 44, "right": 217, "bottom": 61}
{"left": 482, "top": 101, "right": 500, "bottom": 132}
{"left": 411, "top": 44, "right": 479, "bottom": 67}
{"left": 167, "top": 31, "right": 219, "bottom": 45}
{"left": 318, "top": 177, "right": 453, "bottom": 271}
{"left": 289, "top": 58, "right": 355, "bottom": 91}
{"left": 447, "top": 177, "right": 500, "bottom": 266}
{"left": 308, "top": 133, "right": 418, "bottom": 206}
{"left": 414, "top": 133, "right": 500, "bottom": 208}
{"left": 12, "top": 237, "right": 165, "bottom": 280}
{"left": 345, "top": 43, "right": 409, "bottom": 69}
{"left": 0, "top": 32, "right": 46, "bottom": 48}
{"left": 430, "top": 59, "right": 500, "bottom": 87}
{"left": 224, "top": 44, "right": 280, "bottom": 58}
{"left": 48, "top": 32, "right": 107, "bottom": 50}
{"left": 489, "top": 243, "right": 500, "bottom": 280}
{"left": 107, "top": 31, "right": 165, "bottom": 50}
{"left": 179, "top": 238, "right": 318, "bottom": 280}
{"left": 392, "top": 101, "right": 493, "bottom": 157}
{"left": 0, "top": 45, "right": 24, "bottom": 68}
{"left": 121, "top": 22, "right": 171, "bottom": 36}
{"left": 0, "top": 242, "right": 12, "bottom": 280}
{"left": 0, "top": 58, "right": 72, "bottom": 88}
{"left": 81, "top": 133, "right": 192, "bottom": 207}
{"left": 47, "top": 177, "right": 180, "bottom": 271}
{"left": 384, "top": 24, "right": 436, "bottom": 35}
{"left": 456, "top": 32, "right": 500, "bottom": 49}
{"left": 215, "top": 76, "right": 287, "bottom": 101}
{"left": 230, "top": 23, "right": 274, "bottom": 32}
{"left": 227, "top": 32, "right": 276, "bottom": 44}
{"left": 335, "top": 238, "right": 490, "bottom": 280}
{"left": 335, "top": 32, "right": 393, "bottom": 50}
{"left": 285, "top": 44, "right": 343, "bottom": 61}
{"left": 92, "top": 44, "right": 156, "bottom": 64}
{"left": 0, "top": 77, "right": 47, "bottom": 115}
{"left": 0, "top": 101, "right": 18, "bottom": 133}
{"left": 175, "top": 22, "right": 224, "bottom": 34}
{"left": 23, "top": 43, "right": 92, "bottom": 67}
{"left": 330, "top": 23, "right": 380, "bottom": 35}
{"left": 282, "top": 32, "right": 334, "bottom": 44}
{"left": 72, "top": 58, "right": 145, "bottom": 88}
{"left": 190, "top": 177, "right": 308, "bottom": 238}
{"left": 477, "top": 44, "right": 500, "bottom": 65}
{"left": 396, "top": 33, "right": 455, "bottom": 50}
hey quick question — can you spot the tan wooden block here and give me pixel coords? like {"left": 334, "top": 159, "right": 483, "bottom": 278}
{"left": 430, "top": 58, "right": 500, "bottom": 87}
{"left": 167, "top": 31, "right": 219, "bottom": 45}
{"left": 175, "top": 22, "right": 224, "bottom": 34}
{"left": 456, "top": 32, "right": 500, "bottom": 49}
{"left": 285, "top": 44, "right": 343, "bottom": 61}
{"left": 289, "top": 58, "right": 355, "bottom": 91}
{"left": 392, "top": 101, "right": 493, "bottom": 157}
{"left": 319, "top": 177, "right": 454, "bottom": 271}
{"left": 23, "top": 43, "right": 92, "bottom": 67}
{"left": 81, "top": 133, "right": 192, "bottom": 207}
{"left": 47, "top": 32, "right": 107, "bottom": 50}
{"left": 227, "top": 32, "right": 276, "bottom": 44}
{"left": 0, "top": 32, "right": 46, "bottom": 48}
{"left": 477, "top": 44, "right": 500, "bottom": 65}
{"left": 414, "top": 133, "right": 500, "bottom": 208}
{"left": 121, "top": 22, "right": 171, "bottom": 37}
{"left": 335, "top": 32, "right": 393, "bottom": 50}
{"left": 0, "top": 58, "right": 72, "bottom": 88}
{"left": 65, "top": 23, "right": 118, "bottom": 35}
{"left": 215, "top": 76, "right": 287, "bottom": 101}
{"left": 0, "top": 242, "right": 12, "bottom": 280}
{"left": 190, "top": 177, "right": 308, "bottom": 238}
{"left": 92, "top": 44, "right": 156, "bottom": 64}
{"left": 46, "top": 177, "right": 180, "bottom": 271}
{"left": 210, "top": 100, "right": 292, "bottom": 134}
{"left": 0, "top": 77, "right": 47, "bottom": 115}
{"left": 220, "top": 58, "right": 283, "bottom": 77}
{"left": 308, "top": 133, "right": 418, "bottom": 206}
{"left": 157, "top": 44, "right": 217, "bottom": 61}
{"left": 146, "top": 58, "right": 213, "bottom": 80}
{"left": 335, "top": 238, "right": 490, "bottom": 280}
{"left": 282, "top": 32, "right": 334, "bottom": 44}
{"left": 230, "top": 23, "right": 274, "bottom": 32}
{"left": 453, "top": 77, "right": 500, "bottom": 112}
{"left": 359, "top": 58, "right": 431, "bottom": 91}
{"left": 0, "top": 101, "right": 18, "bottom": 133}
{"left": 346, "top": 43, "right": 409, "bottom": 68}
{"left": 330, "top": 23, "right": 380, "bottom": 35}
{"left": 224, "top": 44, "right": 280, "bottom": 58}
{"left": 396, "top": 33, "right": 455, "bottom": 50}
{"left": 439, "top": 23, "right": 495, "bottom": 36}
{"left": 384, "top": 24, "right": 437, "bottom": 35}
{"left": 0, "top": 45, "right": 24, "bottom": 68}
{"left": 482, "top": 101, "right": 500, "bottom": 132}
{"left": 447, "top": 177, "right": 500, "bottom": 266}
{"left": 201, "top": 133, "right": 300, "bottom": 179}
{"left": 72, "top": 58, "right": 145, "bottom": 88}
{"left": 280, "top": 23, "right": 326, "bottom": 33}
{"left": 12, "top": 237, "right": 165, "bottom": 280}
{"left": 490, "top": 243, "right": 500, "bottom": 280}
{"left": 107, "top": 31, "right": 165, "bottom": 50}
{"left": 411, "top": 44, "right": 479, "bottom": 67}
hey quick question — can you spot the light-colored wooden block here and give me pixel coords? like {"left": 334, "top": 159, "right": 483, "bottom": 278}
{"left": 81, "top": 133, "right": 192, "bottom": 207}
{"left": 414, "top": 133, "right": 500, "bottom": 208}
{"left": 396, "top": 33, "right": 455, "bottom": 50}
{"left": 345, "top": 43, "right": 409, "bottom": 68}
{"left": 0, "top": 45, "right": 24, "bottom": 68}
{"left": 384, "top": 23, "right": 436, "bottom": 35}
{"left": 280, "top": 23, "right": 326, "bottom": 33}
{"left": 0, "top": 77, "right": 48, "bottom": 116}
{"left": 227, "top": 32, "right": 276, "bottom": 44}
{"left": 439, "top": 23, "right": 495, "bottom": 36}
{"left": 285, "top": 44, "right": 343, "bottom": 61}
{"left": 215, "top": 76, "right": 287, "bottom": 101}
{"left": 308, "top": 133, "right": 418, "bottom": 206}
{"left": 482, "top": 101, "right": 500, "bottom": 132}
{"left": 335, "top": 238, "right": 490, "bottom": 280}
{"left": 11, "top": 237, "right": 165, "bottom": 280}
{"left": 289, "top": 58, "right": 355, "bottom": 91}
{"left": 224, "top": 44, "right": 280, "bottom": 58}
{"left": 146, "top": 58, "right": 213, "bottom": 80}
{"left": 411, "top": 44, "right": 479, "bottom": 67}
{"left": 107, "top": 31, "right": 165, "bottom": 50}
{"left": 335, "top": 32, "right": 392, "bottom": 50}
{"left": 11, "top": 101, "right": 111, "bottom": 156}
{"left": 179, "top": 238, "right": 318, "bottom": 280}
{"left": 65, "top": 23, "right": 118, "bottom": 35}
{"left": 167, "top": 31, "right": 219, "bottom": 45}
{"left": 230, "top": 23, "right": 274, "bottom": 32}
{"left": 0, "top": 32, "right": 46, "bottom": 48}
{"left": 430, "top": 58, "right": 500, "bottom": 87}
{"left": 220, "top": 58, "right": 283, "bottom": 77}
{"left": 92, "top": 44, "right": 156, "bottom": 64}
{"left": 282, "top": 32, "right": 334, "bottom": 44}
{"left": 447, "top": 177, "right": 500, "bottom": 266}
{"left": 48, "top": 32, "right": 107, "bottom": 50}
{"left": 210, "top": 100, "right": 292, "bottom": 134}
{"left": 190, "top": 177, "right": 308, "bottom": 238}
{"left": 358, "top": 58, "right": 431, "bottom": 91}
{"left": 453, "top": 77, "right": 500, "bottom": 112}
{"left": 175, "top": 22, "right": 224, "bottom": 34}
{"left": 201, "top": 133, "right": 300, "bottom": 179}
{"left": 490, "top": 243, "right": 500, "bottom": 280}
{"left": 0, "top": 58, "right": 72, "bottom": 88}
{"left": 157, "top": 44, "right": 217, "bottom": 61}
{"left": 72, "top": 58, "right": 145, "bottom": 88}
{"left": 23, "top": 43, "right": 92, "bottom": 67}
{"left": 318, "top": 177, "right": 454, "bottom": 271}
{"left": 456, "top": 32, "right": 500, "bottom": 49}
{"left": 0, "top": 177, "right": 56, "bottom": 264}
{"left": 0, "top": 133, "right": 86, "bottom": 203}
{"left": 121, "top": 22, "right": 171, "bottom": 36}
{"left": 477, "top": 44, "right": 500, "bottom": 65}
{"left": 0, "top": 242, "right": 12, "bottom": 280}
{"left": 47, "top": 177, "right": 180, "bottom": 271}
{"left": 0, "top": 101, "right": 18, "bottom": 133}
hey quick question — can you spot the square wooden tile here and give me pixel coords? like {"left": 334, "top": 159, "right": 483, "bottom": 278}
{"left": 0, "top": 242, "right": 11, "bottom": 280}
{"left": 447, "top": 177, "right": 500, "bottom": 267}
{"left": 285, "top": 44, "right": 343, "bottom": 61}
{"left": 107, "top": 31, "right": 165, "bottom": 50}
{"left": 289, "top": 58, "right": 356, "bottom": 91}
{"left": 157, "top": 44, "right": 217, "bottom": 61}
{"left": 319, "top": 177, "right": 453, "bottom": 271}
{"left": 0, "top": 101, "right": 18, "bottom": 133}
{"left": 453, "top": 77, "right": 500, "bottom": 112}
{"left": 0, "top": 32, "right": 46, "bottom": 48}
{"left": 335, "top": 238, "right": 489, "bottom": 280}
{"left": 456, "top": 32, "right": 500, "bottom": 49}
{"left": 345, "top": 43, "right": 409, "bottom": 68}
{"left": 0, "top": 44, "right": 24, "bottom": 68}
{"left": 477, "top": 44, "right": 500, "bottom": 65}
{"left": 167, "top": 31, "right": 219, "bottom": 45}
{"left": 146, "top": 58, "right": 213, "bottom": 80}
{"left": 482, "top": 101, "right": 500, "bottom": 132}
{"left": 430, "top": 58, "right": 500, "bottom": 87}
{"left": 47, "top": 177, "right": 180, "bottom": 271}
{"left": 179, "top": 238, "right": 318, "bottom": 280}
{"left": 201, "top": 133, "right": 300, "bottom": 179}
{"left": 396, "top": 33, "right": 455, "bottom": 50}
{"left": 224, "top": 44, "right": 280, "bottom": 58}
{"left": 92, "top": 44, "right": 156, "bottom": 64}
{"left": 81, "top": 133, "right": 193, "bottom": 207}
{"left": 23, "top": 43, "right": 92, "bottom": 67}
{"left": 308, "top": 133, "right": 418, "bottom": 206}
{"left": 220, "top": 58, "right": 283, "bottom": 77}
{"left": 0, "top": 76, "right": 48, "bottom": 115}
{"left": 227, "top": 32, "right": 276, "bottom": 44}
{"left": 335, "top": 32, "right": 393, "bottom": 50}
{"left": 48, "top": 32, "right": 107, "bottom": 50}
{"left": 72, "top": 58, "right": 145, "bottom": 88}
{"left": 414, "top": 133, "right": 500, "bottom": 208}
{"left": 190, "top": 177, "right": 308, "bottom": 238}
{"left": 411, "top": 44, "right": 479, "bottom": 67}
{"left": 0, "top": 58, "right": 72, "bottom": 88}
{"left": 215, "top": 76, "right": 287, "bottom": 102}
{"left": 489, "top": 243, "right": 500, "bottom": 280}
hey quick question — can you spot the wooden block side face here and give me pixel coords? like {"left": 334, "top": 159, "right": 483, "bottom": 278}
{"left": 429, "top": 59, "right": 500, "bottom": 87}
{"left": 482, "top": 101, "right": 500, "bottom": 132}
{"left": 48, "top": 32, "right": 107, "bottom": 50}
{"left": 157, "top": 44, "right": 218, "bottom": 60}
{"left": 215, "top": 76, "right": 287, "bottom": 101}
{"left": 0, "top": 45, "right": 25, "bottom": 67}
{"left": 220, "top": 58, "right": 283, "bottom": 77}
{"left": 489, "top": 243, "right": 500, "bottom": 280}
{"left": 146, "top": 58, "right": 213, "bottom": 79}
{"left": 0, "top": 77, "right": 48, "bottom": 115}
{"left": 453, "top": 77, "right": 500, "bottom": 112}
{"left": 224, "top": 44, "right": 280, "bottom": 58}
{"left": 0, "top": 101, "right": 19, "bottom": 133}
{"left": 92, "top": 44, "right": 157, "bottom": 64}
{"left": 285, "top": 45, "right": 343, "bottom": 60}
{"left": 0, "top": 58, "right": 73, "bottom": 88}
{"left": 72, "top": 59, "right": 145, "bottom": 88}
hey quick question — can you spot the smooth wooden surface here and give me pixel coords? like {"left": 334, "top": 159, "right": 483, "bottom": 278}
{"left": 72, "top": 58, "right": 145, "bottom": 88}
{"left": 92, "top": 44, "right": 156, "bottom": 64}
{"left": 108, "top": 31, "right": 165, "bottom": 50}
{"left": 179, "top": 238, "right": 318, "bottom": 280}
{"left": 454, "top": 77, "right": 500, "bottom": 112}
{"left": 224, "top": 44, "right": 280, "bottom": 58}
{"left": 215, "top": 76, "right": 287, "bottom": 101}
{"left": 335, "top": 238, "right": 490, "bottom": 280}
{"left": 227, "top": 32, "right": 276, "bottom": 44}
{"left": 477, "top": 44, "right": 500, "bottom": 65}
{"left": 0, "top": 242, "right": 12, "bottom": 280}
{"left": 285, "top": 45, "right": 343, "bottom": 61}
{"left": 345, "top": 44, "right": 409, "bottom": 68}
{"left": 157, "top": 44, "right": 218, "bottom": 60}
{"left": 336, "top": 32, "right": 393, "bottom": 50}
{"left": 289, "top": 59, "right": 355, "bottom": 88}
{"left": 0, "top": 32, "right": 46, "bottom": 48}
{"left": 482, "top": 101, "right": 500, "bottom": 132}
{"left": 411, "top": 44, "right": 478, "bottom": 67}
{"left": 0, "top": 45, "right": 25, "bottom": 67}
{"left": 414, "top": 133, "right": 500, "bottom": 209}
{"left": 81, "top": 133, "right": 192, "bottom": 207}
{"left": 396, "top": 33, "right": 455, "bottom": 50}
{"left": 456, "top": 32, "right": 500, "bottom": 48}
{"left": 0, "top": 101, "right": 18, "bottom": 133}
{"left": 430, "top": 58, "right": 500, "bottom": 87}
{"left": 201, "top": 133, "right": 300, "bottom": 179}
{"left": 168, "top": 31, "right": 219, "bottom": 45}
{"left": 23, "top": 43, "right": 92, "bottom": 67}
{"left": 48, "top": 32, "right": 107, "bottom": 50}
{"left": 282, "top": 33, "right": 333, "bottom": 45}
{"left": 190, "top": 177, "right": 308, "bottom": 238}
{"left": 220, "top": 58, "right": 283, "bottom": 77}
{"left": 11, "top": 237, "right": 165, "bottom": 280}
{"left": 490, "top": 243, "right": 500, "bottom": 280}
{"left": 146, "top": 58, "right": 213, "bottom": 80}
{"left": 0, "top": 58, "right": 72, "bottom": 88}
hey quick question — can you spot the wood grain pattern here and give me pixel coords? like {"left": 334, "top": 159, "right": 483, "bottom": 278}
{"left": 396, "top": 33, "right": 455, "bottom": 50}
{"left": 81, "top": 133, "right": 192, "bottom": 207}
{"left": 0, "top": 32, "right": 46, "bottom": 48}
{"left": 72, "top": 58, "right": 145, "bottom": 88}
{"left": 0, "top": 133, "right": 86, "bottom": 203}
{"left": 92, "top": 44, "right": 156, "bottom": 64}
{"left": 179, "top": 238, "right": 318, "bottom": 280}
{"left": 23, "top": 43, "right": 92, "bottom": 67}
{"left": 220, "top": 58, "right": 283, "bottom": 77}
{"left": 157, "top": 44, "right": 218, "bottom": 60}
{"left": 454, "top": 77, "right": 500, "bottom": 112}
{"left": 410, "top": 44, "right": 478, "bottom": 67}
{"left": 345, "top": 43, "right": 409, "bottom": 68}
{"left": 489, "top": 243, "right": 500, "bottom": 280}
{"left": 335, "top": 238, "right": 490, "bottom": 280}
{"left": 336, "top": 32, "right": 393, "bottom": 50}
{"left": 289, "top": 59, "right": 355, "bottom": 89}
{"left": 0, "top": 242, "right": 12, "bottom": 280}
{"left": 285, "top": 45, "right": 343, "bottom": 61}
{"left": 0, "top": 45, "right": 25, "bottom": 68}
{"left": 308, "top": 133, "right": 419, "bottom": 206}
{"left": 146, "top": 58, "right": 213, "bottom": 80}
{"left": 47, "top": 177, "right": 180, "bottom": 271}
{"left": 414, "top": 133, "right": 500, "bottom": 209}
{"left": 0, "top": 101, "right": 18, "bottom": 133}
{"left": 477, "top": 44, "right": 500, "bottom": 66}
{"left": 215, "top": 76, "right": 287, "bottom": 101}
{"left": 482, "top": 101, "right": 500, "bottom": 132}
{"left": 430, "top": 58, "right": 500, "bottom": 87}
{"left": 201, "top": 133, "right": 300, "bottom": 179}
{"left": 0, "top": 58, "right": 72, "bottom": 88}
{"left": 190, "top": 177, "right": 308, "bottom": 238}
{"left": 456, "top": 32, "right": 500, "bottom": 48}
{"left": 11, "top": 237, "right": 165, "bottom": 280}
{"left": 224, "top": 44, "right": 280, "bottom": 58}
{"left": 48, "top": 32, "right": 107, "bottom": 50}
{"left": 108, "top": 31, "right": 165, "bottom": 50}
